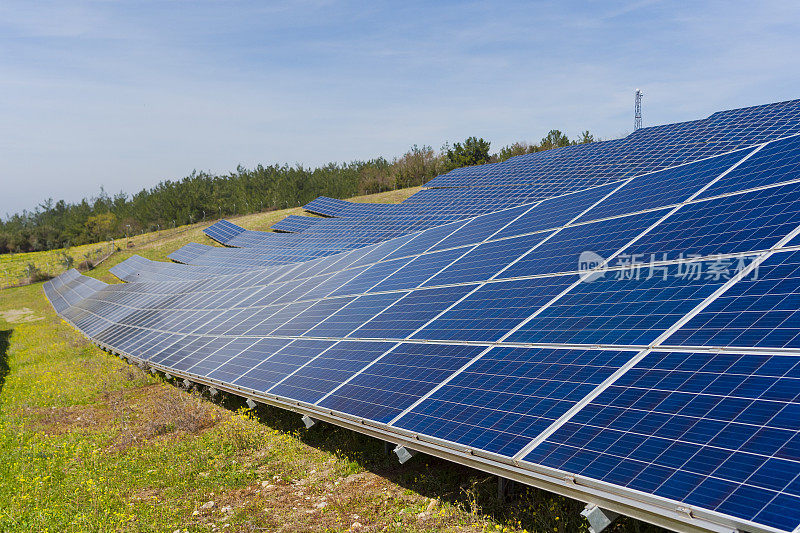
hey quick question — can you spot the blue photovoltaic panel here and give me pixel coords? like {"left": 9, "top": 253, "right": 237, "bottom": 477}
{"left": 665, "top": 250, "right": 800, "bottom": 349}
{"left": 245, "top": 301, "right": 316, "bottom": 335}
{"left": 171, "top": 337, "right": 233, "bottom": 372}
{"left": 317, "top": 342, "right": 486, "bottom": 423}
{"left": 697, "top": 134, "right": 800, "bottom": 199}
{"left": 369, "top": 246, "right": 472, "bottom": 292}
{"left": 427, "top": 204, "right": 534, "bottom": 251}
{"left": 380, "top": 220, "right": 466, "bottom": 262}
{"left": 351, "top": 284, "right": 477, "bottom": 339}
{"left": 423, "top": 232, "right": 554, "bottom": 287}
{"left": 524, "top": 350, "right": 800, "bottom": 532}
{"left": 506, "top": 263, "right": 733, "bottom": 346}
{"left": 152, "top": 336, "right": 211, "bottom": 366}
{"left": 577, "top": 148, "right": 753, "bottom": 222}
{"left": 394, "top": 347, "right": 636, "bottom": 457}
{"left": 271, "top": 296, "right": 357, "bottom": 336}
{"left": 188, "top": 338, "right": 258, "bottom": 377}
{"left": 492, "top": 182, "right": 623, "bottom": 241}
{"left": 269, "top": 340, "right": 396, "bottom": 404}
{"left": 412, "top": 276, "right": 579, "bottom": 342}
{"left": 302, "top": 292, "right": 404, "bottom": 338}
{"left": 622, "top": 181, "right": 800, "bottom": 260}
{"left": 207, "top": 338, "right": 294, "bottom": 383}
{"left": 234, "top": 339, "right": 336, "bottom": 392}
{"left": 500, "top": 209, "right": 667, "bottom": 279}
{"left": 326, "top": 256, "right": 414, "bottom": 297}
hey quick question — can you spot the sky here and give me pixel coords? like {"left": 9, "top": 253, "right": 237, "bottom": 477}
{"left": 1, "top": 0, "right": 799, "bottom": 216}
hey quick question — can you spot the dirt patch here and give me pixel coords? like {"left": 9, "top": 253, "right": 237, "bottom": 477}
{"left": 184, "top": 467, "right": 477, "bottom": 533}
{"left": 103, "top": 383, "right": 219, "bottom": 450}
{"left": 0, "top": 308, "right": 43, "bottom": 323}
{"left": 24, "top": 404, "right": 112, "bottom": 435}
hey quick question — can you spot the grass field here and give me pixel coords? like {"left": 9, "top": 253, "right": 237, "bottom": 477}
{"left": 0, "top": 187, "right": 666, "bottom": 532}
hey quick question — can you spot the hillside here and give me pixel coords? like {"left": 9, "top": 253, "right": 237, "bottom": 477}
{"left": 2, "top": 186, "right": 422, "bottom": 288}
{"left": 0, "top": 187, "right": 664, "bottom": 532}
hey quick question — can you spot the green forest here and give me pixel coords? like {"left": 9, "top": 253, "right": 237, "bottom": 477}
{"left": 0, "top": 130, "right": 594, "bottom": 253}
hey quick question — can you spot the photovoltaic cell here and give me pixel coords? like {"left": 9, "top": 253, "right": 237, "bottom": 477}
{"left": 351, "top": 284, "right": 478, "bottom": 339}
{"left": 492, "top": 182, "right": 622, "bottom": 240}
{"left": 370, "top": 246, "right": 473, "bottom": 292}
{"left": 394, "top": 347, "right": 636, "bottom": 457}
{"left": 207, "top": 338, "right": 294, "bottom": 383}
{"left": 234, "top": 339, "right": 336, "bottom": 392}
{"left": 525, "top": 350, "right": 800, "bottom": 532}
{"left": 269, "top": 340, "right": 396, "bottom": 403}
{"left": 423, "top": 232, "right": 553, "bottom": 287}
{"left": 500, "top": 209, "right": 667, "bottom": 279}
{"left": 622, "top": 181, "right": 800, "bottom": 260}
{"left": 317, "top": 342, "right": 486, "bottom": 423}
{"left": 506, "top": 263, "right": 733, "bottom": 346}
{"left": 303, "top": 292, "right": 404, "bottom": 338}
{"left": 665, "top": 250, "right": 800, "bottom": 349}
{"left": 412, "top": 276, "right": 579, "bottom": 342}
{"left": 577, "top": 148, "right": 752, "bottom": 222}
{"left": 697, "top": 134, "right": 800, "bottom": 199}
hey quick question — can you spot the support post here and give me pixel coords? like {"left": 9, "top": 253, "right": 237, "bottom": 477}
{"left": 581, "top": 503, "right": 620, "bottom": 533}
{"left": 383, "top": 441, "right": 393, "bottom": 457}
{"left": 498, "top": 476, "right": 511, "bottom": 502}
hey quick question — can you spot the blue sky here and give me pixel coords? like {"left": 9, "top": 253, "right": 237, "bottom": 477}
{"left": 2, "top": 0, "right": 799, "bottom": 215}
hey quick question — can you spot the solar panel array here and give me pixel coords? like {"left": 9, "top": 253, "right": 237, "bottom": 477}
{"left": 189, "top": 100, "right": 800, "bottom": 272}
{"left": 45, "top": 99, "right": 800, "bottom": 533}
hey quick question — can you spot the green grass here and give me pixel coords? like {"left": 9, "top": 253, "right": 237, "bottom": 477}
{"left": 0, "top": 187, "right": 668, "bottom": 532}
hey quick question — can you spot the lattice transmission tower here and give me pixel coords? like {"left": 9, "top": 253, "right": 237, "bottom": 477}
{"left": 634, "top": 89, "right": 643, "bottom": 131}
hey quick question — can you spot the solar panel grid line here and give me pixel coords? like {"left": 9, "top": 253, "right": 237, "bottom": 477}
{"left": 401, "top": 227, "right": 576, "bottom": 340}
{"left": 188, "top": 338, "right": 263, "bottom": 377}
{"left": 574, "top": 140, "right": 764, "bottom": 226}
{"left": 489, "top": 150, "right": 774, "bottom": 344}
{"left": 343, "top": 291, "right": 414, "bottom": 338}
{"left": 385, "top": 345, "right": 496, "bottom": 426}
{"left": 172, "top": 337, "right": 239, "bottom": 370}
{"left": 511, "top": 348, "right": 653, "bottom": 460}
{"left": 511, "top": 247, "right": 783, "bottom": 460}
{"left": 262, "top": 339, "right": 343, "bottom": 395}
{"left": 312, "top": 342, "right": 403, "bottom": 405}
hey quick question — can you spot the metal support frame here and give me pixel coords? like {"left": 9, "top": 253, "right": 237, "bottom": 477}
{"left": 48, "top": 280, "right": 794, "bottom": 533}
{"left": 498, "top": 476, "right": 513, "bottom": 502}
{"left": 582, "top": 503, "right": 620, "bottom": 533}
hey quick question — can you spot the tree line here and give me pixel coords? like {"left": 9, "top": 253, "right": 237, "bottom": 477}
{"left": 0, "top": 130, "right": 595, "bottom": 253}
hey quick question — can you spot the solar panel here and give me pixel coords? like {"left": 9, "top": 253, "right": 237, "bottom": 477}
{"left": 44, "top": 98, "right": 800, "bottom": 533}
{"left": 524, "top": 349, "right": 800, "bottom": 532}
